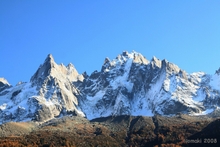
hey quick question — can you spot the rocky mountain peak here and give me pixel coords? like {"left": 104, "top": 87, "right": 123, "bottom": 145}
{"left": 30, "top": 54, "right": 57, "bottom": 84}
{"left": 0, "top": 78, "right": 10, "bottom": 86}
{"left": 0, "top": 54, "right": 86, "bottom": 124}
{"left": 122, "top": 51, "right": 129, "bottom": 57}
{"left": 116, "top": 51, "right": 139, "bottom": 61}
{"left": 151, "top": 56, "right": 162, "bottom": 68}
{"left": 101, "top": 57, "right": 111, "bottom": 72}
{"left": 161, "top": 59, "right": 180, "bottom": 74}
{"left": 120, "top": 51, "right": 146, "bottom": 60}
{"left": 102, "top": 51, "right": 149, "bottom": 72}
{"left": 132, "top": 52, "right": 149, "bottom": 64}
{"left": 103, "top": 57, "right": 111, "bottom": 65}
{"left": 215, "top": 67, "right": 220, "bottom": 75}
{"left": 66, "top": 64, "right": 84, "bottom": 82}
{"left": 46, "top": 54, "right": 54, "bottom": 60}
{"left": 30, "top": 54, "right": 83, "bottom": 86}
{"left": 0, "top": 78, "right": 11, "bottom": 92}
{"left": 44, "top": 54, "right": 55, "bottom": 66}
{"left": 67, "top": 63, "right": 74, "bottom": 69}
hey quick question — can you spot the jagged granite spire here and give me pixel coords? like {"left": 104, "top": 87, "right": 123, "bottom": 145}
{"left": 30, "top": 54, "right": 84, "bottom": 85}
{"left": 120, "top": 51, "right": 149, "bottom": 64}
{"left": 102, "top": 51, "right": 149, "bottom": 72}
{"left": 30, "top": 54, "right": 55, "bottom": 84}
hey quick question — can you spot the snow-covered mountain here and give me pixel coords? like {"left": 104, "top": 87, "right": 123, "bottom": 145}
{"left": 0, "top": 54, "right": 85, "bottom": 124}
{"left": 0, "top": 51, "right": 220, "bottom": 124}
{"left": 78, "top": 51, "right": 220, "bottom": 119}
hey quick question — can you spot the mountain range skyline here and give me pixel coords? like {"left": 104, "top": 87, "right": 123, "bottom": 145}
{"left": 1, "top": 1, "right": 220, "bottom": 86}
{"left": 2, "top": 50, "right": 220, "bottom": 86}
{"left": 1, "top": 51, "right": 220, "bottom": 124}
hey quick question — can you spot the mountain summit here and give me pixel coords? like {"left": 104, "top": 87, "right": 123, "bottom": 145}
{"left": 0, "top": 78, "right": 11, "bottom": 93}
{"left": 0, "top": 54, "right": 85, "bottom": 123}
{"left": 78, "top": 51, "right": 220, "bottom": 119}
{"left": 30, "top": 54, "right": 55, "bottom": 84}
{"left": 0, "top": 51, "right": 220, "bottom": 124}
{"left": 31, "top": 54, "right": 83, "bottom": 86}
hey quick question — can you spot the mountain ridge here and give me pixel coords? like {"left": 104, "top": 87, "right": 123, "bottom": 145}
{"left": 0, "top": 51, "right": 220, "bottom": 124}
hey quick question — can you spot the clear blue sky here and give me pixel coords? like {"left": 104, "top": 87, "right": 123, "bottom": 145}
{"left": 1, "top": 1, "right": 220, "bottom": 86}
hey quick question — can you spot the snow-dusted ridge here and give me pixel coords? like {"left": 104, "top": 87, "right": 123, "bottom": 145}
{"left": 1, "top": 51, "right": 220, "bottom": 124}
